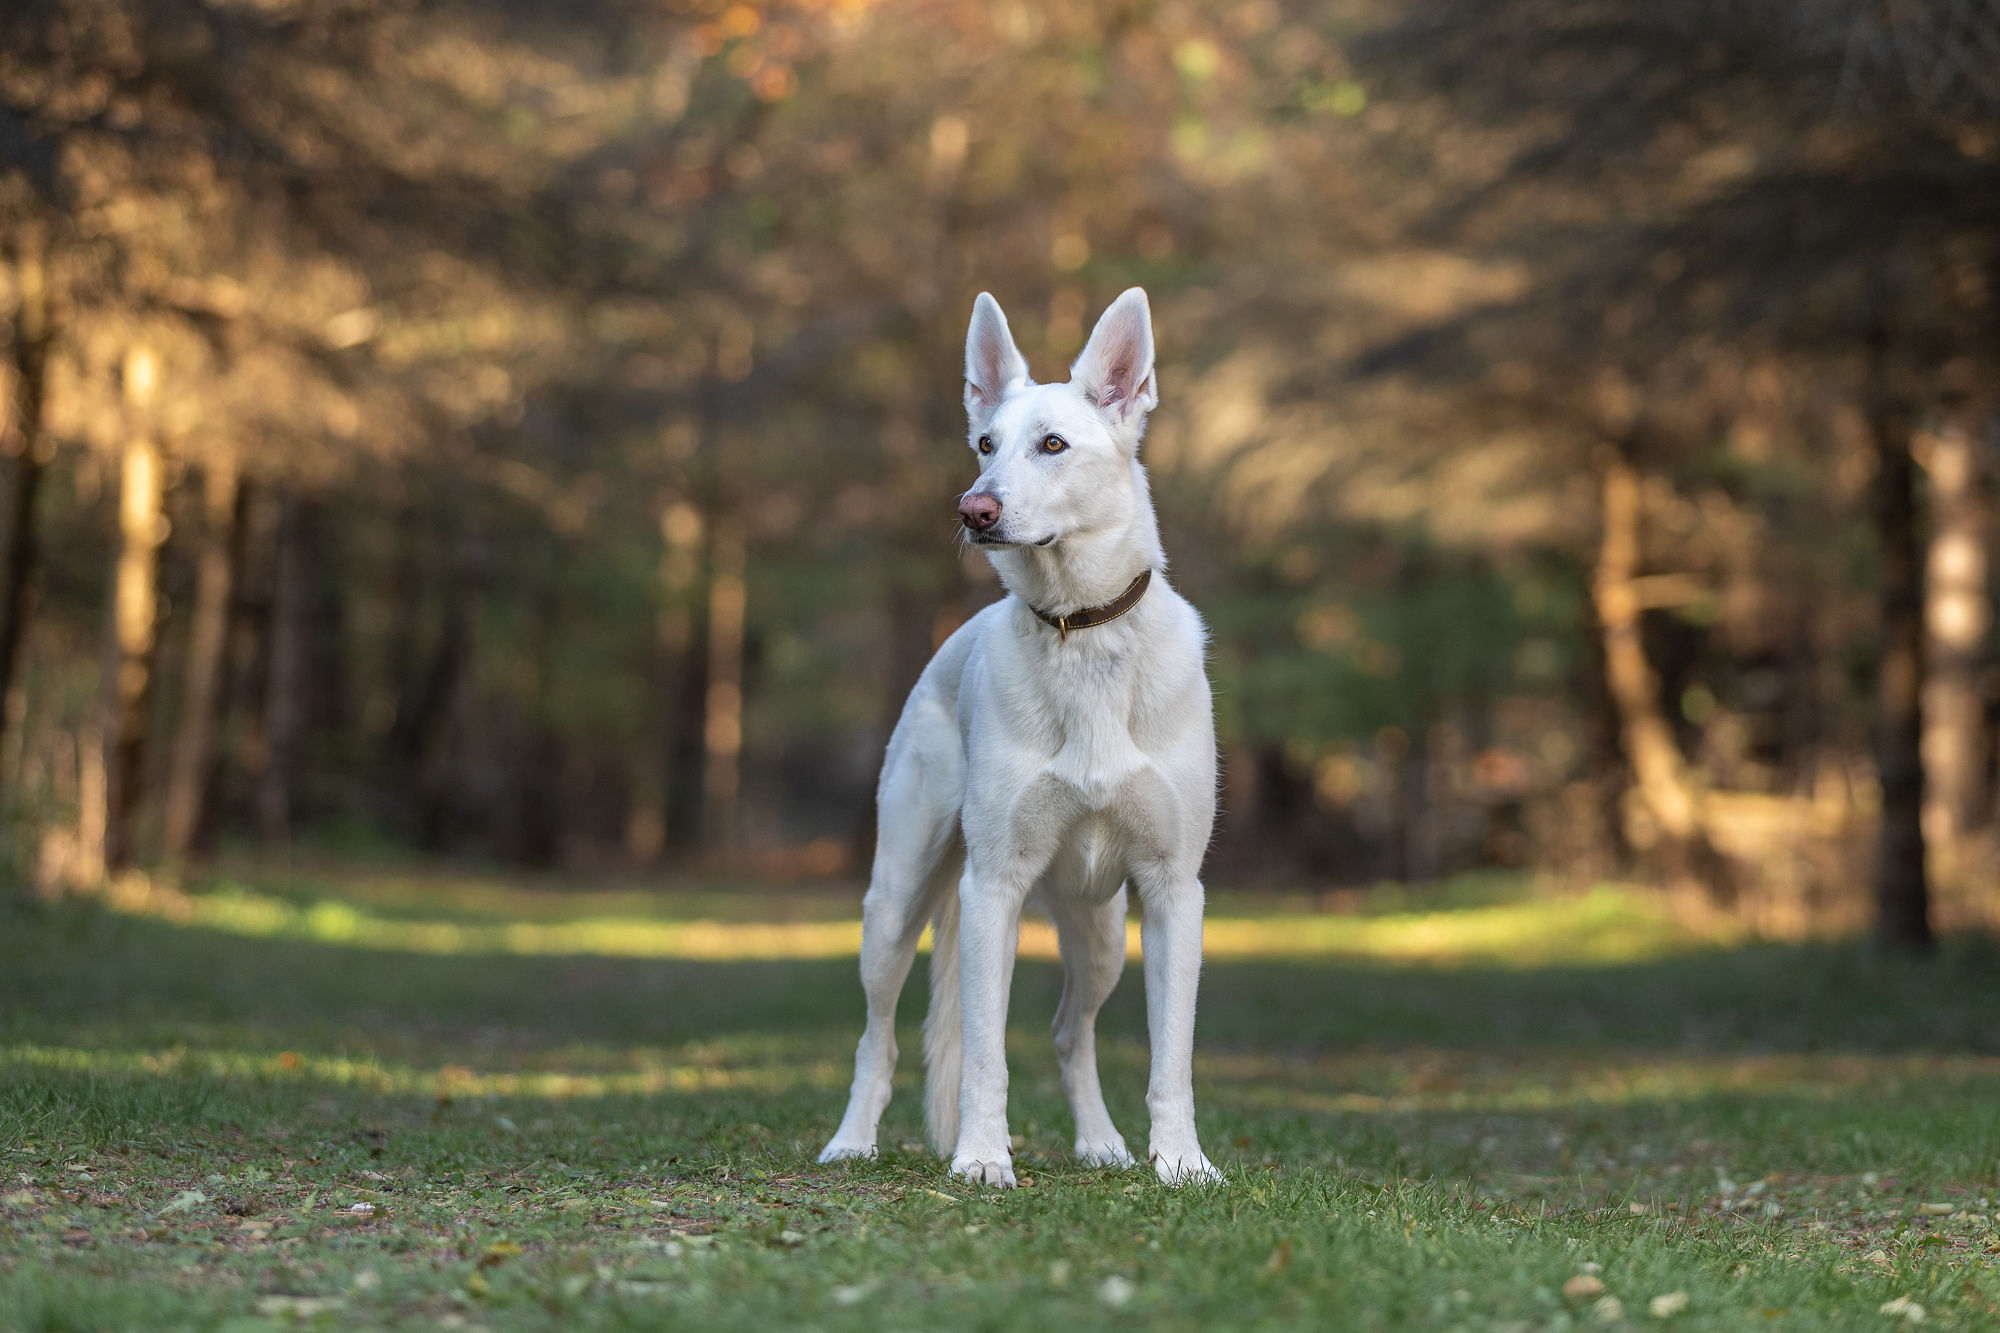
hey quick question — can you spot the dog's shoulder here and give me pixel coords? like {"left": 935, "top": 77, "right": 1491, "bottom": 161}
{"left": 1138, "top": 578, "right": 1210, "bottom": 662}
{"left": 912, "top": 598, "right": 1015, "bottom": 695}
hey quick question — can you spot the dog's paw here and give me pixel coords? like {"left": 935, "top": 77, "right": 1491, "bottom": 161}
{"left": 948, "top": 1155, "right": 1017, "bottom": 1188}
{"left": 1075, "top": 1137, "right": 1137, "bottom": 1169}
{"left": 817, "top": 1139, "right": 877, "bottom": 1165}
{"left": 1149, "top": 1149, "right": 1225, "bottom": 1186}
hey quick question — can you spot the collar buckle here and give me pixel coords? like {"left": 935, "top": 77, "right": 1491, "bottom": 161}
{"left": 1032, "top": 568, "right": 1152, "bottom": 638}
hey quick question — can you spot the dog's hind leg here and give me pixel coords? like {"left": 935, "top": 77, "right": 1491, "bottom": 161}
{"left": 1047, "top": 885, "right": 1136, "bottom": 1169}
{"left": 818, "top": 847, "right": 949, "bottom": 1163}
{"left": 819, "top": 732, "right": 960, "bottom": 1164}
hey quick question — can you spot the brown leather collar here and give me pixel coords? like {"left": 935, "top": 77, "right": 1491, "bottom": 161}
{"left": 1032, "top": 568, "right": 1153, "bottom": 639}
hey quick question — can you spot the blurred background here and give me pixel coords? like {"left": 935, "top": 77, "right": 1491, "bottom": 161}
{"left": 4, "top": 0, "right": 1999, "bottom": 946}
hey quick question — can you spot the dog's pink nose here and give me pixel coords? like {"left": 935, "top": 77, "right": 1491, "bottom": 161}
{"left": 959, "top": 492, "right": 1002, "bottom": 531}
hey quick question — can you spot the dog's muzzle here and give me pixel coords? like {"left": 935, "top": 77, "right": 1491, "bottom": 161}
{"left": 959, "top": 492, "right": 1001, "bottom": 532}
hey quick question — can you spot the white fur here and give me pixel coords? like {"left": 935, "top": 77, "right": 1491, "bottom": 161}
{"left": 818, "top": 288, "right": 1221, "bottom": 1188}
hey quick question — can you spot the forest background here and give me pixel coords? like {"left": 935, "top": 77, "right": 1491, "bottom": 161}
{"left": 6, "top": 0, "right": 2000, "bottom": 948}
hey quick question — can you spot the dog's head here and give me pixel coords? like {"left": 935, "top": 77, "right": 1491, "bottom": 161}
{"left": 956, "top": 288, "right": 1159, "bottom": 549}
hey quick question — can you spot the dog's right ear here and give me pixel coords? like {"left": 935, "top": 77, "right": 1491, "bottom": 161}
{"left": 964, "top": 292, "right": 1028, "bottom": 426}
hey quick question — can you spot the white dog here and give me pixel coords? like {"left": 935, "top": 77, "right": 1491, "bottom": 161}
{"left": 818, "top": 287, "right": 1221, "bottom": 1188}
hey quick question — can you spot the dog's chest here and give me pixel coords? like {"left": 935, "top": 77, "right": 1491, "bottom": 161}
{"left": 1030, "top": 642, "right": 1156, "bottom": 806}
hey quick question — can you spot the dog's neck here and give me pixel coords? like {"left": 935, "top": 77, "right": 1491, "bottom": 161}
{"left": 986, "top": 459, "right": 1166, "bottom": 619}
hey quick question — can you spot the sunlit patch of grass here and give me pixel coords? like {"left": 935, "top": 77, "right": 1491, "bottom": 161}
{"left": 0, "top": 1041, "right": 851, "bottom": 1102}
{"left": 72, "top": 873, "right": 1729, "bottom": 966}
{"left": 1195, "top": 1049, "right": 2000, "bottom": 1115}
{"left": 1196, "top": 885, "right": 1736, "bottom": 965}
{"left": 75, "top": 873, "right": 878, "bottom": 959}
{"left": 207, "top": 864, "right": 868, "bottom": 925}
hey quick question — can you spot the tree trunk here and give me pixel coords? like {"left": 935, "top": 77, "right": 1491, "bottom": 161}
{"left": 628, "top": 496, "right": 705, "bottom": 861}
{"left": 0, "top": 222, "right": 53, "bottom": 794}
{"left": 1867, "top": 336, "right": 1932, "bottom": 950}
{"left": 161, "top": 453, "right": 243, "bottom": 865}
{"left": 1578, "top": 599, "right": 1633, "bottom": 876}
{"left": 258, "top": 491, "right": 308, "bottom": 849}
{"left": 300, "top": 501, "right": 346, "bottom": 755}
{"left": 215, "top": 483, "right": 277, "bottom": 851}
{"left": 96, "top": 346, "right": 168, "bottom": 873}
{"left": 1591, "top": 452, "right": 1734, "bottom": 903}
{"left": 848, "top": 547, "right": 949, "bottom": 868}
{"left": 1918, "top": 416, "right": 1988, "bottom": 868}
{"left": 1375, "top": 725, "right": 1412, "bottom": 882}
{"left": 701, "top": 513, "right": 746, "bottom": 856}
{"left": 382, "top": 521, "right": 474, "bottom": 848}
{"left": 1404, "top": 722, "right": 1438, "bottom": 883}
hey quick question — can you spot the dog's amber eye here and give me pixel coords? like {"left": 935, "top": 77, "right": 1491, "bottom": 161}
{"left": 977, "top": 435, "right": 993, "bottom": 454}
{"left": 1041, "top": 434, "right": 1068, "bottom": 454}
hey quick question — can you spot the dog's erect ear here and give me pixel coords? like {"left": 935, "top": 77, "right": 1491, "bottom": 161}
{"left": 965, "top": 292, "right": 1028, "bottom": 423}
{"left": 1071, "top": 287, "right": 1158, "bottom": 425}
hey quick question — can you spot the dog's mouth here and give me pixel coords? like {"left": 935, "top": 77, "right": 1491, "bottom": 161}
{"left": 968, "top": 531, "right": 1059, "bottom": 549}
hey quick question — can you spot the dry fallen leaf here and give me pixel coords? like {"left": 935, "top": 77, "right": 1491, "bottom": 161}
{"left": 1649, "top": 1291, "right": 1689, "bottom": 1318}
{"left": 479, "top": 1239, "right": 523, "bottom": 1268}
{"left": 255, "top": 1295, "right": 344, "bottom": 1317}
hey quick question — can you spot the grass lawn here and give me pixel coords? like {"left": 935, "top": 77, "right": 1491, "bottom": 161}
{"left": 3, "top": 868, "right": 2000, "bottom": 1330}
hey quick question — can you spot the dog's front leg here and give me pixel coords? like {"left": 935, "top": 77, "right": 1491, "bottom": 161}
{"left": 1138, "top": 878, "right": 1223, "bottom": 1185}
{"left": 949, "top": 870, "right": 1027, "bottom": 1187}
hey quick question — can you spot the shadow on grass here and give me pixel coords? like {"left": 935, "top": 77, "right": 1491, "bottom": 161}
{"left": 5, "top": 899, "right": 1998, "bottom": 1059}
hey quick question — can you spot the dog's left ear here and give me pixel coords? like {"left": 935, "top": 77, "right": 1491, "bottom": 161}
{"left": 1071, "top": 287, "right": 1159, "bottom": 425}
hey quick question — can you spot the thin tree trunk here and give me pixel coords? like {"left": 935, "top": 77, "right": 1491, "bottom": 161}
{"left": 194, "top": 474, "right": 255, "bottom": 855}
{"left": 300, "top": 501, "right": 346, "bottom": 753}
{"left": 1376, "top": 726, "right": 1411, "bottom": 882}
{"left": 1919, "top": 416, "right": 1988, "bottom": 867}
{"left": 1867, "top": 332, "right": 1932, "bottom": 949}
{"left": 384, "top": 520, "right": 474, "bottom": 848}
{"left": 1405, "top": 722, "right": 1438, "bottom": 883}
{"left": 258, "top": 491, "right": 307, "bottom": 849}
{"left": 218, "top": 483, "right": 278, "bottom": 850}
{"left": 161, "top": 453, "right": 242, "bottom": 865}
{"left": 701, "top": 513, "right": 746, "bottom": 856}
{"left": 849, "top": 547, "right": 946, "bottom": 868}
{"left": 1579, "top": 599, "right": 1633, "bottom": 876}
{"left": 1591, "top": 452, "right": 1734, "bottom": 903}
{"left": 386, "top": 558, "right": 466, "bottom": 771}
{"left": 96, "top": 346, "right": 168, "bottom": 873}
{"left": 512, "top": 574, "right": 561, "bottom": 867}
{"left": 377, "top": 505, "right": 421, "bottom": 823}
{"left": 0, "top": 222, "right": 53, "bottom": 793}
{"left": 628, "top": 496, "right": 704, "bottom": 861}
